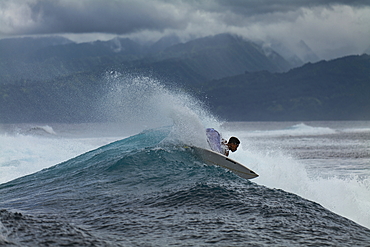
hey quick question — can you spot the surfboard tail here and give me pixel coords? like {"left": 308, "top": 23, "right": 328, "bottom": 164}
{"left": 192, "top": 146, "right": 259, "bottom": 180}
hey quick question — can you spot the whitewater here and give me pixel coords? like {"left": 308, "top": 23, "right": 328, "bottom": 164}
{"left": 0, "top": 74, "right": 369, "bottom": 246}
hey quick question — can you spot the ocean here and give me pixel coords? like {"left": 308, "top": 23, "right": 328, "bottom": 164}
{"left": 0, "top": 76, "right": 369, "bottom": 246}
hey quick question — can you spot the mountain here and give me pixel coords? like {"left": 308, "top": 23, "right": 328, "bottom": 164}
{"left": 149, "top": 34, "right": 182, "bottom": 54}
{"left": 0, "top": 36, "right": 147, "bottom": 84}
{"left": 123, "top": 33, "right": 292, "bottom": 85}
{"left": 296, "top": 40, "right": 320, "bottom": 63}
{"left": 0, "top": 33, "right": 292, "bottom": 84}
{"left": 153, "top": 34, "right": 291, "bottom": 79}
{"left": 32, "top": 37, "right": 145, "bottom": 61}
{"left": 202, "top": 54, "right": 370, "bottom": 121}
{"left": 0, "top": 71, "right": 105, "bottom": 123}
{"left": 0, "top": 36, "right": 73, "bottom": 60}
{"left": 0, "top": 54, "right": 369, "bottom": 123}
{"left": 268, "top": 39, "right": 320, "bottom": 67}
{"left": 267, "top": 41, "right": 304, "bottom": 68}
{"left": 0, "top": 36, "right": 74, "bottom": 83}
{"left": 1, "top": 35, "right": 368, "bottom": 123}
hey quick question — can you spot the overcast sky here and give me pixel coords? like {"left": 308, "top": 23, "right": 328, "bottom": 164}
{"left": 1, "top": 0, "right": 370, "bottom": 60}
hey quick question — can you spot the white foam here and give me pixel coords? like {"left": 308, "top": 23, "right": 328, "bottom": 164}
{"left": 247, "top": 123, "right": 337, "bottom": 137}
{"left": 229, "top": 142, "right": 370, "bottom": 229}
{"left": 29, "top": 125, "right": 57, "bottom": 135}
{"left": 0, "top": 134, "right": 118, "bottom": 184}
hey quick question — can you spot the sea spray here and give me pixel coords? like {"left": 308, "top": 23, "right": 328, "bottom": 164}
{"left": 100, "top": 71, "right": 173, "bottom": 127}
{"left": 100, "top": 72, "right": 219, "bottom": 146}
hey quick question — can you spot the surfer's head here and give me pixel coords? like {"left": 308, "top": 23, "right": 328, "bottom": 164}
{"left": 227, "top": 137, "right": 240, "bottom": 152}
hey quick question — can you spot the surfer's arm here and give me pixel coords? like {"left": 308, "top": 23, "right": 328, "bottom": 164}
{"left": 221, "top": 142, "right": 229, "bottom": 156}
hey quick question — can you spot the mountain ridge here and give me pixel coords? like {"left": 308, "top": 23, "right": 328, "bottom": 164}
{"left": 202, "top": 54, "right": 370, "bottom": 121}
{"left": 0, "top": 34, "right": 369, "bottom": 122}
{"left": 0, "top": 33, "right": 292, "bottom": 84}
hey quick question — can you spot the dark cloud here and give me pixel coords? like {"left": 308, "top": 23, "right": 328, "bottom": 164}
{"left": 1, "top": 0, "right": 189, "bottom": 35}
{"left": 220, "top": 0, "right": 369, "bottom": 11}
{"left": 1, "top": 0, "right": 369, "bottom": 60}
{"left": 2, "top": 0, "right": 369, "bottom": 36}
{"left": 187, "top": 0, "right": 370, "bottom": 16}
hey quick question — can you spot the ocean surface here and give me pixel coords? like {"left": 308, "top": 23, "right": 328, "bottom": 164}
{"left": 0, "top": 121, "right": 369, "bottom": 246}
{"left": 0, "top": 76, "right": 369, "bottom": 246}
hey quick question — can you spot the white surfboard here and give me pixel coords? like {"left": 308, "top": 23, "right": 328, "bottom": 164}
{"left": 192, "top": 146, "right": 259, "bottom": 180}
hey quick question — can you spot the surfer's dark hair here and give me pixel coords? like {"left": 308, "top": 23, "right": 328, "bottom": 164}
{"left": 228, "top": 137, "right": 240, "bottom": 145}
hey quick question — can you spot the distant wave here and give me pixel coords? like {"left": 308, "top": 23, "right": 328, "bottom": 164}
{"left": 24, "top": 125, "right": 57, "bottom": 136}
{"left": 248, "top": 123, "right": 337, "bottom": 137}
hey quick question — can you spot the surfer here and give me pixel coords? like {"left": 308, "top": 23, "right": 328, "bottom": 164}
{"left": 206, "top": 128, "right": 240, "bottom": 156}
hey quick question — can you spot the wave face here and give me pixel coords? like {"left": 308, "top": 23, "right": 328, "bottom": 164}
{"left": 1, "top": 127, "right": 369, "bottom": 246}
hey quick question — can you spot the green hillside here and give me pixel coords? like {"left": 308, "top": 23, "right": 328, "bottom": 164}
{"left": 203, "top": 54, "right": 370, "bottom": 121}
